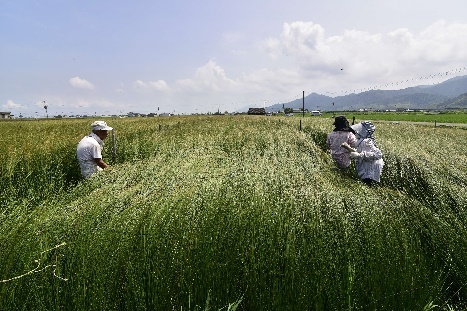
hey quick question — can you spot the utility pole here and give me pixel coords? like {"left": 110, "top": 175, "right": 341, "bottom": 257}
{"left": 302, "top": 91, "right": 305, "bottom": 118}
{"left": 43, "top": 101, "right": 48, "bottom": 118}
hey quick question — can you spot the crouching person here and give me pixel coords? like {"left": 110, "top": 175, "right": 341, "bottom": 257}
{"left": 327, "top": 115, "right": 357, "bottom": 169}
{"left": 349, "top": 121, "right": 384, "bottom": 186}
{"left": 77, "top": 121, "right": 113, "bottom": 178}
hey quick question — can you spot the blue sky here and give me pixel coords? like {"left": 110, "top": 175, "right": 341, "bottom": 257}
{"left": 1, "top": 0, "right": 467, "bottom": 117}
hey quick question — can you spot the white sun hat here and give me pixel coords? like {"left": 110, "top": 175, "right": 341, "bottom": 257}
{"left": 91, "top": 120, "right": 113, "bottom": 131}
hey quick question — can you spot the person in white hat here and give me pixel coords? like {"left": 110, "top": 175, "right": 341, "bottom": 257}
{"left": 76, "top": 121, "right": 113, "bottom": 178}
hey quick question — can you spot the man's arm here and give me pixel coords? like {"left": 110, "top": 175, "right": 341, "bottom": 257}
{"left": 94, "top": 158, "right": 108, "bottom": 169}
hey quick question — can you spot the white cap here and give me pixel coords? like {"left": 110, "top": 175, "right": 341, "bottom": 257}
{"left": 91, "top": 121, "right": 113, "bottom": 131}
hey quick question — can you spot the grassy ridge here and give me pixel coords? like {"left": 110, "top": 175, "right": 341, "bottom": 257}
{"left": 0, "top": 116, "right": 466, "bottom": 310}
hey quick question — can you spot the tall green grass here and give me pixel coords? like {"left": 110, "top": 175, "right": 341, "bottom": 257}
{"left": 0, "top": 116, "right": 466, "bottom": 310}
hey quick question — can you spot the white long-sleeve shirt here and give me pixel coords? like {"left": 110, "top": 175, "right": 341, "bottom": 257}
{"left": 354, "top": 138, "right": 384, "bottom": 182}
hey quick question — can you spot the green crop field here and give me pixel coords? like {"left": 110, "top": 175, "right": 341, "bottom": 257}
{"left": 321, "top": 111, "right": 467, "bottom": 124}
{"left": 1, "top": 116, "right": 466, "bottom": 310}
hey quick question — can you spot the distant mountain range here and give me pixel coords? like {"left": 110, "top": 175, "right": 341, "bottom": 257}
{"left": 241, "top": 75, "right": 467, "bottom": 112}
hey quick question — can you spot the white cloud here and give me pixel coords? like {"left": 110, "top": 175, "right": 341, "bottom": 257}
{"left": 264, "top": 37, "right": 281, "bottom": 59}
{"left": 176, "top": 60, "right": 238, "bottom": 92}
{"left": 69, "top": 77, "right": 95, "bottom": 89}
{"left": 133, "top": 79, "right": 170, "bottom": 92}
{"left": 260, "top": 19, "right": 467, "bottom": 93}
{"left": 281, "top": 21, "right": 327, "bottom": 53}
{"left": 2, "top": 100, "right": 22, "bottom": 109}
{"left": 416, "top": 20, "right": 467, "bottom": 62}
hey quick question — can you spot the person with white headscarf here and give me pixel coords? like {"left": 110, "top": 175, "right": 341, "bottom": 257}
{"left": 348, "top": 121, "right": 384, "bottom": 186}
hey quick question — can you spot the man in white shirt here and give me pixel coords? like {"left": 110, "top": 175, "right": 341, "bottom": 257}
{"left": 76, "top": 121, "right": 113, "bottom": 178}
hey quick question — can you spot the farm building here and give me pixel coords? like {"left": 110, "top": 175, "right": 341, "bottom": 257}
{"left": 0, "top": 112, "right": 12, "bottom": 119}
{"left": 247, "top": 108, "right": 266, "bottom": 115}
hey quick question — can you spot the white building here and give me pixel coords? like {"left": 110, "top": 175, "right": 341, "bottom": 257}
{"left": 0, "top": 112, "right": 12, "bottom": 119}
